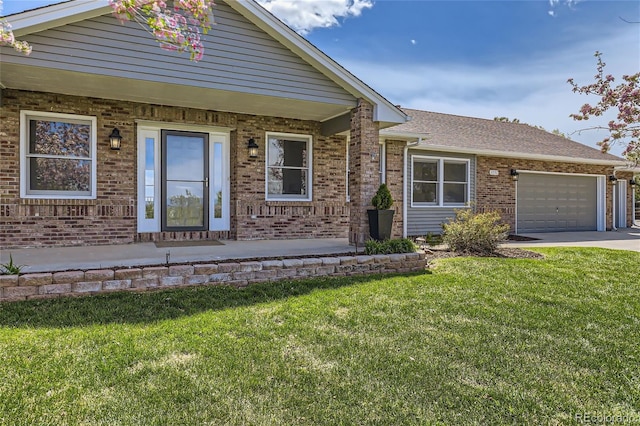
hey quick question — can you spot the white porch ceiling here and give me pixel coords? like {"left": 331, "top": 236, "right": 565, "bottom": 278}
{"left": 0, "top": 64, "right": 356, "bottom": 123}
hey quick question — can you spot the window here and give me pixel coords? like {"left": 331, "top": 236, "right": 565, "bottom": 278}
{"left": 379, "top": 142, "right": 386, "bottom": 184}
{"left": 20, "top": 111, "right": 97, "bottom": 199}
{"left": 412, "top": 156, "right": 469, "bottom": 207}
{"left": 266, "top": 132, "right": 312, "bottom": 200}
{"left": 346, "top": 137, "right": 350, "bottom": 202}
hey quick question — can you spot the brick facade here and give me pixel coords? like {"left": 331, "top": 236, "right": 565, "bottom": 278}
{"left": 384, "top": 140, "right": 405, "bottom": 238}
{"left": 349, "top": 99, "right": 381, "bottom": 244}
{"left": 475, "top": 156, "right": 633, "bottom": 231}
{"left": 0, "top": 89, "right": 351, "bottom": 248}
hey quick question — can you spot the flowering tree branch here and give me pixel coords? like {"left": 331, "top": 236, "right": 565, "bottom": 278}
{"left": 0, "top": 0, "right": 32, "bottom": 54}
{"left": 109, "top": 0, "right": 215, "bottom": 62}
{"left": 568, "top": 51, "right": 640, "bottom": 162}
{"left": 0, "top": 0, "right": 214, "bottom": 61}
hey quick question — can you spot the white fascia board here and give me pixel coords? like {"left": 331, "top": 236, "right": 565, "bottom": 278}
{"left": 614, "top": 164, "right": 640, "bottom": 172}
{"left": 380, "top": 133, "right": 626, "bottom": 168}
{"left": 9, "top": 0, "right": 111, "bottom": 37}
{"left": 380, "top": 132, "right": 428, "bottom": 142}
{"left": 228, "top": 0, "right": 407, "bottom": 125}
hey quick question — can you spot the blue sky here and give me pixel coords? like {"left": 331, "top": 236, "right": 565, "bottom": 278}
{"left": 2, "top": 0, "right": 639, "bottom": 155}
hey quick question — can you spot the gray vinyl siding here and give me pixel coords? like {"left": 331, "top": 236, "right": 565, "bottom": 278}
{"left": 3, "top": 1, "right": 355, "bottom": 106}
{"left": 406, "top": 149, "right": 476, "bottom": 236}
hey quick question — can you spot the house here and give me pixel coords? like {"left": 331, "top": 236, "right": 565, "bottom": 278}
{"left": 0, "top": 1, "right": 635, "bottom": 250}
{"left": 0, "top": 0, "right": 405, "bottom": 248}
{"left": 380, "top": 109, "right": 636, "bottom": 237}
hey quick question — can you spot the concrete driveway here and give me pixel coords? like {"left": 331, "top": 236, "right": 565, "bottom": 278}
{"left": 508, "top": 228, "right": 640, "bottom": 252}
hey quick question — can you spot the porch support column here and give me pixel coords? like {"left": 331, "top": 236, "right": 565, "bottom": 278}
{"left": 349, "top": 99, "right": 380, "bottom": 245}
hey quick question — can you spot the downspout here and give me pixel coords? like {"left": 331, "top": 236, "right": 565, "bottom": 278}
{"left": 612, "top": 181, "right": 617, "bottom": 231}
{"left": 403, "top": 138, "right": 421, "bottom": 238}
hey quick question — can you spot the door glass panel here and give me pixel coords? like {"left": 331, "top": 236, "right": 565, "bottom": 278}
{"left": 166, "top": 135, "right": 205, "bottom": 181}
{"left": 163, "top": 132, "right": 208, "bottom": 231}
{"left": 213, "top": 142, "right": 223, "bottom": 219}
{"left": 145, "top": 137, "right": 155, "bottom": 219}
{"left": 166, "top": 181, "right": 205, "bottom": 227}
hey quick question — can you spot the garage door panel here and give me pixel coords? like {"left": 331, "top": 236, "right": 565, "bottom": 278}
{"left": 517, "top": 173, "right": 597, "bottom": 232}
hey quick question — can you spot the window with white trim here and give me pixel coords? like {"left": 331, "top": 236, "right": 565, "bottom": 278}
{"left": 266, "top": 132, "right": 312, "bottom": 200}
{"left": 20, "top": 111, "right": 97, "bottom": 199}
{"left": 412, "top": 156, "right": 469, "bottom": 207}
{"left": 346, "top": 137, "right": 350, "bottom": 202}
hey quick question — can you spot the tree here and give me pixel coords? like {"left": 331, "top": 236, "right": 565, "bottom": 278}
{"left": 568, "top": 51, "right": 640, "bottom": 162}
{"left": 493, "top": 117, "right": 569, "bottom": 139}
{"left": 0, "top": 0, "right": 215, "bottom": 61}
{"left": 0, "top": 0, "right": 31, "bottom": 54}
{"left": 493, "top": 117, "right": 520, "bottom": 123}
{"left": 110, "top": 0, "right": 214, "bottom": 61}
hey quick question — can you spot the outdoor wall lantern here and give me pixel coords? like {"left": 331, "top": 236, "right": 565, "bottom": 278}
{"left": 608, "top": 175, "right": 618, "bottom": 184}
{"left": 510, "top": 169, "right": 519, "bottom": 181}
{"left": 247, "top": 137, "right": 259, "bottom": 158}
{"left": 109, "top": 128, "right": 122, "bottom": 151}
{"left": 630, "top": 178, "right": 637, "bottom": 186}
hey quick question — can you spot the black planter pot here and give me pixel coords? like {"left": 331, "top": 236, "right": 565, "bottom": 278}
{"left": 367, "top": 209, "right": 394, "bottom": 241}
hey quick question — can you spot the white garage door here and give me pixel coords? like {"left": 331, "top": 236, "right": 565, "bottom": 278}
{"left": 517, "top": 173, "right": 598, "bottom": 233}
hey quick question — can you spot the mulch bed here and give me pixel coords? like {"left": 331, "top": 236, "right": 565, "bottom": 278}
{"left": 423, "top": 247, "right": 544, "bottom": 268}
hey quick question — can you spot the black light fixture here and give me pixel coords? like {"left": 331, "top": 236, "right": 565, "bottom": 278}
{"left": 109, "top": 128, "right": 122, "bottom": 150}
{"left": 608, "top": 175, "right": 617, "bottom": 184}
{"left": 630, "top": 177, "right": 637, "bottom": 186}
{"left": 510, "top": 169, "right": 519, "bottom": 181}
{"left": 247, "top": 137, "right": 259, "bottom": 158}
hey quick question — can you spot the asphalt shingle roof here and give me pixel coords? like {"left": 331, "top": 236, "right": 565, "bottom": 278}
{"left": 381, "top": 108, "right": 623, "bottom": 163}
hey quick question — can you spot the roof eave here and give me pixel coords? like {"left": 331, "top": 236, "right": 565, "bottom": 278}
{"left": 8, "top": 0, "right": 407, "bottom": 126}
{"left": 227, "top": 0, "right": 407, "bottom": 125}
{"left": 380, "top": 133, "right": 626, "bottom": 165}
{"left": 9, "top": 0, "right": 111, "bottom": 37}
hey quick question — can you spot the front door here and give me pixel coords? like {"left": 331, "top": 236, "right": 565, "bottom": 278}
{"left": 161, "top": 130, "right": 209, "bottom": 231}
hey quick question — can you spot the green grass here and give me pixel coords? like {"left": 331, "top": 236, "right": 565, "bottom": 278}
{"left": 1, "top": 248, "right": 639, "bottom": 425}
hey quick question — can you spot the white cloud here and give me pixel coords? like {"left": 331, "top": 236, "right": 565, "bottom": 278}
{"left": 337, "top": 26, "right": 637, "bottom": 156}
{"left": 257, "top": 0, "right": 373, "bottom": 34}
{"left": 548, "top": 0, "right": 582, "bottom": 18}
{"left": 410, "top": 39, "right": 416, "bottom": 45}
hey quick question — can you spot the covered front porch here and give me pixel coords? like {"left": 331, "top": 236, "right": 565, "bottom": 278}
{"left": 2, "top": 238, "right": 359, "bottom": 274}
{"left": 0, "top": 238, "right": 425, "bottom": 302}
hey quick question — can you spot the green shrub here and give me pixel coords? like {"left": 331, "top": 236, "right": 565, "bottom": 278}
{"left": 442, "top": 209, "right": 509, "bottom": 255}
{"left": 371, "top": 183, "right": 394, "bottom": 210}
{"left": 364, "top": 238, "right": 416, "bottom": 255}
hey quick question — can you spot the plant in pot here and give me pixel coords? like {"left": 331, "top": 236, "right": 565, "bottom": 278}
{"left": 368, "top": 183, "right": 394, "bottom": 241}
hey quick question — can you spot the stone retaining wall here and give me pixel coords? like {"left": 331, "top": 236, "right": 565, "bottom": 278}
{"left": 0, "top": 253, "right": 426, "bottom": 302}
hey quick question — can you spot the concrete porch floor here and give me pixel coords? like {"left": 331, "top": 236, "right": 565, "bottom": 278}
{"left": 2, "top": 228, "right": 638, "bottom": 275}
{"left": 1, "top": 238, "right": 360, "bottom": 274}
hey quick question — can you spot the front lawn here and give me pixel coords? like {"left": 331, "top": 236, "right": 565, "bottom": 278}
{"left": 1, "top": 248, "right": 639, "bottom": 425}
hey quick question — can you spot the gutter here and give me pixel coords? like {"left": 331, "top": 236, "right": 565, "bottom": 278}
{"left": 380, "top": 136, "right": 625, "bottom": 166}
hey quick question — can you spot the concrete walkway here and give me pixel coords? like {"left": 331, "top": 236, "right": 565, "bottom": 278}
{"left": 1, "top": 238, "right": 360, "bottom": 273}
{"left": 2, "top": 228, "right": 638, "bottom": 274}
{"left": 507, "top": 228, "right": 640, "bottom": 252}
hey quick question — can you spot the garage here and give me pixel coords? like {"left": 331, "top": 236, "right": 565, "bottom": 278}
{"left": 516, "top": 173, "right": 601, "bottom": 233}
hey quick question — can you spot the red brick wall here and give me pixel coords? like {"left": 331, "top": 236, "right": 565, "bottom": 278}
{"left": 0, "top": 89, "right": 350, "bottom": 248}
{"left": 231, "top": 114, "right": 348, "bottom": 240}
{"left": 475, "top": 156, "right": 621, "bottom": 231}
{"left": 384, "top": 140, "right": 405, "bottom": 238}
{"left": 349, "top": 99, "right": 380, "bottom": 244}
